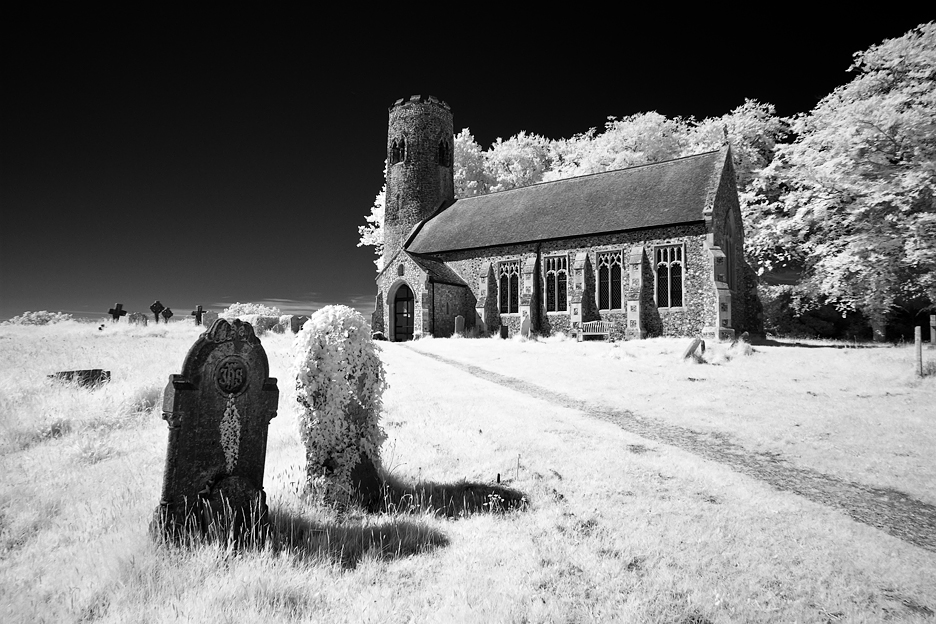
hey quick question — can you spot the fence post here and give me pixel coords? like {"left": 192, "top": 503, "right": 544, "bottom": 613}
{"left": 916, "top": 326, "right": 924, "bottom": 377}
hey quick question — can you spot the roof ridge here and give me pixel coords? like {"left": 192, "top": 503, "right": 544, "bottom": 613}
{"left": 453, "top": 148, "right": 723, "bottom": 203}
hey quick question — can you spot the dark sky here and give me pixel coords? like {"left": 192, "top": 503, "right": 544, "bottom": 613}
{"left": 2, "top": 13, "right": 930, "bottom": 321}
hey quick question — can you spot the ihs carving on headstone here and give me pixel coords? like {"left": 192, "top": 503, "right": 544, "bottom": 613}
{"left": 108, "top": 303, "right": 127, "bottom": 322}
{"left": 150, "top": 301, "right": 165, "bottom": 324}
{"left": 155, "top": 318, "right": 279, "bottom": 541}
{"left": 161, "top": 307, "right": 174, "bottom": 322}
{"left": 191, "top": 305, "right": 206, "bottom": 326}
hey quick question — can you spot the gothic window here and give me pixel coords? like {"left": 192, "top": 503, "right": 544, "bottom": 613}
{"left": 438, "top": 139, "right": 452, "bottom": 167}
{"left": 597, "top": 250, "right": 623, "bottom": 310}
{"left": 655, "top": 244, "right": 684, "bottom": 308}
{"left": 498, "top": 260, "right": 520, "bottom": 314}
{"left": 544, "top": 255, "right": 568, "bottom": 312}
{"left": 389, "top": 137, "right": 406, "bottom": 165}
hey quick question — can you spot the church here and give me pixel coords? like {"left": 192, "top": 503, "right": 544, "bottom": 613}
{"left": 372, "top": 95, "right": 759, "bottom": 342}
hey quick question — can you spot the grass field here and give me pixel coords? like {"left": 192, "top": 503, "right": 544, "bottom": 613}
{"left": 1, "top": 321, "right": 935, "bottom": 623}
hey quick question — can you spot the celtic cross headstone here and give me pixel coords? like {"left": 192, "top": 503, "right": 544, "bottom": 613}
{"left": 150, "top": 301, "right": 165, "bottom": 324}
{"left": 108, "top": 303, "right": 127, "bottom": 322}
{"left": 155, "top": 318, "right": 279, "bottom": 540}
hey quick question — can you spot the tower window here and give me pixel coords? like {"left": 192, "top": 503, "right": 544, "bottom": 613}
{"left": 389, "top": 137, "right": 406, "bottom": 165}
{"left": 498, "top": 260, "right": 519, "bottom": 314}
{"left": 597, "top": 250, "right": 623, "bottom": 310}
{"left": 544, "top": 255, "right": 568, "bottom": 312}
{"left": 438, "top": 139, "right": 452, "bottom": 167}
{"left": 655, "top": 244, "right": 684, "bottom": 308}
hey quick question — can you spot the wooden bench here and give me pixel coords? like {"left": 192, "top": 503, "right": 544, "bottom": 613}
{"left": 576, "top": 320, "right": 614, "bottom": 342}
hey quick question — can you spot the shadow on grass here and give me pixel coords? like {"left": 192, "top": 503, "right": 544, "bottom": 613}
{"left": 268, "top": 506, "right": 448, "bottom": 569}
{"left": 377, "top": 473, "right": 530, "bottom": 518}
{"left": 266, "top": 475, "right": 529, "bottom": 568}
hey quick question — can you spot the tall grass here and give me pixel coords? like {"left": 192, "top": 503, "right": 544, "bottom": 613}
{"left": 1, "top": 323, "right": 935, "bottom": 622}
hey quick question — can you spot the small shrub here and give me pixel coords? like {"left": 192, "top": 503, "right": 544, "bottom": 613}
{"left": 3, "top": 311, "right": 73, "bottom": 325}
{"left": 293, "top": 305, "right": 387, "bottom": 507}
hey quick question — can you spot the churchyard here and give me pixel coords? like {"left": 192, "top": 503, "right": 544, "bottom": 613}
{"left": 1, "top": 318, "right": 935, "bottom": 623}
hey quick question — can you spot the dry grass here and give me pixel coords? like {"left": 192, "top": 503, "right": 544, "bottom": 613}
{"left": 1, "top": 322, "right": 935, "bottom": 622}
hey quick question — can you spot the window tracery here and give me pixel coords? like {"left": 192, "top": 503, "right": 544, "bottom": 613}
{"left": 544, "top": 255, "right": 568, "bottom": 312}
{"left": 498, "top": 260, "right": 519, "bottom": 314}
{"left": 655, "top": 245, "right": 684, "bottom": 308}
{"left": 597, "top": 250, "right": 623, "bottom": 310}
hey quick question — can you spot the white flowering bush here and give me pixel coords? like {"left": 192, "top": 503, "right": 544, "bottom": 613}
{"left": 292, "top": 305, "right": 387, "bottom": 506}
{"left": 220, "top": 302, "right": 282, "bottom": 318}
{"left": 3, "top": 311, "right": 74, "bottom": 325}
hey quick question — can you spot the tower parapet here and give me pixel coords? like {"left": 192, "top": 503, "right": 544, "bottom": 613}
{"left": 384, "top": 95, "right": 455, "bottom": 263}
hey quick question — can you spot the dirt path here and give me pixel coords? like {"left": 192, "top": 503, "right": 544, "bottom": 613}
{"left": 406, "top": 346, "right": 936, "bottom": 553}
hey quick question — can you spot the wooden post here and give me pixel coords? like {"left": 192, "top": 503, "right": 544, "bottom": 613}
{"left": 930, "top": 315, "right": 935, "bottom": 349}
{"left": 916, "top": 326, "right": 923, "bottom": 377}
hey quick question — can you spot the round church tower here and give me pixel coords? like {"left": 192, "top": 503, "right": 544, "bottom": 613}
{"left": 383, "top": 95, "right": 455, "bottom": 263}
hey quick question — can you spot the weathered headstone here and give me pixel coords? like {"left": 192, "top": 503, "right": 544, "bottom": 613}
{"left": 500, "top": 325, "right": 509, "bottom": 339}
{"left": 520, "top": 315, "right": 531, "bottom": 339}
{"left": 150, "top": 301, "right": 165, "bottom": 324}
{"left": 128, "top": 312, "right": 148, "bottom": 326}
{"left": 290, "top": 315, "right": 310, "bottom": 334}
{"left": 108, "top": 303, "right": 127, "bottom": 322}
{"left": 156, "top": 319, "right": 278, "bottom": 541}
{"left": 161, "top": 307, "right": 174, "bottom": 322}
{"left": 49, "top": 369, "right": 111, "bottom": 388}
{"left": 191, "top": 305, "right": 206, "bottom": 326}
{"left": 203, "top": 311, "right": 219, "bottom": 327}
{"left": 454, "top": 315, "right": 465, "bottom": 335}
{"left": 682, "top": 336, "right": 705, "bottom": 360}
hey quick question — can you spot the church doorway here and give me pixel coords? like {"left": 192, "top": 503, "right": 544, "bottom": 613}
{"left": 394, "top": 284, "right": 415, "bottom": 341}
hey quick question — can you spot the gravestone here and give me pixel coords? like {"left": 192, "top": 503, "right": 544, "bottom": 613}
{"left": 202, "top": 311, "right": 219, "bottom": 327}
{"left": 682, "top": 336, "right": 705, "bottom": 360}
{"left": 161, "top": 308, "right": 174, "bottom": 322}
{"left": 290, "top": 315, "right": 310, "bottom": 334}
{"left": 128, "top": 312, "right": 148, "bottom": 326}
{"left": 49, "top": 369, "right": 110, "bottom": 388}
{"left": 191, "top": 305, "right": 206, "bottom": 326}
{"left": 150, "top": 301, "right": 165, "bottom": 324}
{"left": 454, "top": 315, "right": 465, "bottom": 335}
{"left": 520, "top": 315, "right": 531, "bottom": 339}
{"left": 108, "top": 303, "right": 127, "bottom": 322}
{"left": 500, "top": 325, "right": 509, "bottom": 339}
{"left": 156, "top": 319, "right": 278, "bottom": 540}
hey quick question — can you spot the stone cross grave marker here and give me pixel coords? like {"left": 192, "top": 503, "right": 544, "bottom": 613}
{"left": 161, "top": 307, "right": 174, "bottom": 322}
{"left": 150, "top": 301, "right": 165, "bottom": 324}
{"left": 108, "top": 303, "right": 127, "bottom": 322}
{"left": 454, "top": 314, "right": 465, "bottom": 335}
{"left": 156, "top": 318, "right": 279, "bottom": 540}
{"left": 191, "top": 305, "right": 206, "bottom": 326}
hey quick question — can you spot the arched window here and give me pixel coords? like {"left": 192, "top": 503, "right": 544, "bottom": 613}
{"left": 389, "top": 137, "right": 407, "bottom": 165}
{"left": 438, "top": 139, "right": 452, "bottom": 167}
{"left": 654, "top": 245, "right": 684, "bottom": 308}
{"left": 544, "top": 255, "right": 568, "bottom": 312}
{"left": 499, "top": 260, "right": 519, "bottom": 314}
{"left": 597, "top": 250, "right": 623, "bottom": 310}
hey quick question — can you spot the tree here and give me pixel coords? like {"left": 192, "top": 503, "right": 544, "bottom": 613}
{"left": 484, "top": 131, "right": 554, "bottom": 193}
{"left": 453, "top": 128, "right": 490, "bottom": 197}
{"left": 747, "top": 22, "right": 936, "bottom": 338}
{"left": 357, "top": 172, "right": 386, "bottom": 271}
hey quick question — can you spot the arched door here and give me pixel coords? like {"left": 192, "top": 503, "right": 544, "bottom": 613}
{"left": 394, "top": 284, "right": 415, "bottom": 341}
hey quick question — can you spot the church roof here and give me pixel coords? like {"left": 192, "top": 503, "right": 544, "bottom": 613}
{"left": 408, "top": 254, "right": 468, "bottom": 287}
{"left": 406, "top": 147, "right": 727, "bottom": 254}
